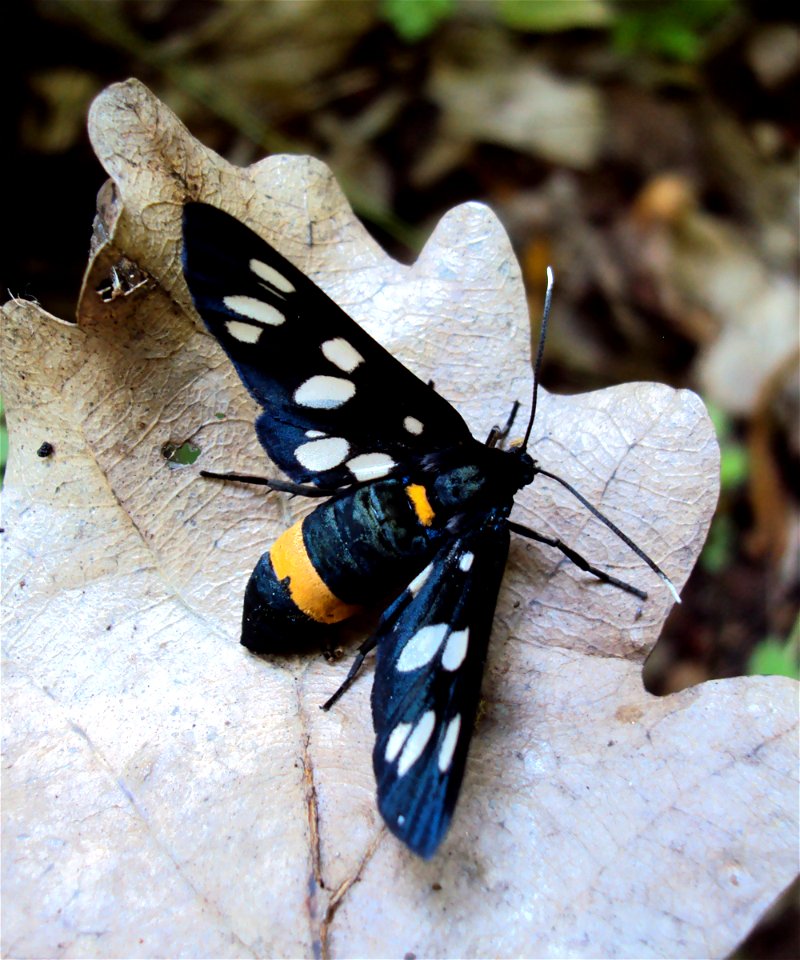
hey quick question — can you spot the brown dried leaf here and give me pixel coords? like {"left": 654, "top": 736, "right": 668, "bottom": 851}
{"left": 429, "top": 54, "right": 604, "bottom": 169}
{"left": 2, "top": 79, "right": 797, "bottom": 960}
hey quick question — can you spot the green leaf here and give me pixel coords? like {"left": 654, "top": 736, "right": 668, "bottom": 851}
{"left": 0, "top": 428, "right": 6, "bottom": 473}
{"left": 705, "top": 401, "right": 748, "bottom": 490}
{"left": 611, "top": 0, "right": 734, "bottom": 63}
{"left": 719, "top": 443, "right": 748, "bottom": 491}
{"left": 0, "top": 401, "right": 7, "bottom": 483}
{"left": 700, "top": 513, "right": 733, "bottom": 574}
{"left": 162, "top": 440, "right": 202, "bottom": 467}
{"left": 748, "top": 620, "right": 800, "bottom": 680}
{"left": 499, "top": 0, "right": 611, "bottom": 32}
{"left": 705, "top": 400, "right": 731, "bottom": 441}
{"left": 379, "top": 0, "right": 455, "bottom": 42}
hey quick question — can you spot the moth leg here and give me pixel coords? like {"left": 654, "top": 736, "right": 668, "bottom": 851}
{"left": 200, "top": 470, "right": 338, "bottom": 498}
{"left": 508, "top": 520, "right": 648, "bottom": 601}
{"left": 485, "top": 400, "right": 520, "bottom": 448}
{"left": 321, "top": 635, "right": 380, "bottom": 712}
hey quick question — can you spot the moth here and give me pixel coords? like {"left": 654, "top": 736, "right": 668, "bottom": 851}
{"left": 181, "top": 202, "right": 677, "bottom": 858}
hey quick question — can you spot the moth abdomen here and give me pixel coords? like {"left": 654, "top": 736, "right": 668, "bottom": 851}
{"left": 242, "top": 478, "right": 443, "bottom": 653}
{"left": 241, "top": 546, "right": 338, "bottom": 654}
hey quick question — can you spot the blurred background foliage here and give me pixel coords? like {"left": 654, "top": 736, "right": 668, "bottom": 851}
{"left": 5, "top": 0, "right": 799, "bottom": 951}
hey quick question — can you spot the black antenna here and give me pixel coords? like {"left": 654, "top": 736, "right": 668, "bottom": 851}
{"left": 516, "top": 267, "right": 681, "bottom": 605}
{"left": 522, "top": 266, "right": 554, "bottom": 451}
{"left": 535, "top": 466, "right": 682, "bottom": 604}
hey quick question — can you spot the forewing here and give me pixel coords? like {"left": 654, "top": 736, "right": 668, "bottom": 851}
{"left": 371, "top": 516, "right": 510, "bottom": 858}
{"left": 182, "top": 203, "right": 472, "bottom": 487}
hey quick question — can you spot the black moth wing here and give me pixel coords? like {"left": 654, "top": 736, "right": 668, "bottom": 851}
{"left": 182, "top": 203, "right": 473, "bottom": 488}
{"left": 371, "top": 513, "right": 510, "bottom": 858}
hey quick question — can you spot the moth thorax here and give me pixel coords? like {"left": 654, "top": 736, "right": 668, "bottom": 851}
{"left": 431, "top": 464, "right": 486, "bottom": 510}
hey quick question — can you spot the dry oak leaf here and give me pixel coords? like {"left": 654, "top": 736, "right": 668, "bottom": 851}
{"left": 2, "top": 79, "right": 798, "bottom": 960}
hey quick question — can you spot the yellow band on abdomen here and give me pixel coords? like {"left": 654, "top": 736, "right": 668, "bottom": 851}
{"left": 405, "top": 483, "right": 435, "bottom": 527}
{"left": 270, "top": 519, "right": 361, "bottom": 624}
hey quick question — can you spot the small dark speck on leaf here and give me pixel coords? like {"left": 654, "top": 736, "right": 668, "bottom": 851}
{"left": 37, "top": 441, "right": 55, "bottom": 458}
{"left": 432, "top": 882, "right": 442, "bottom": 891}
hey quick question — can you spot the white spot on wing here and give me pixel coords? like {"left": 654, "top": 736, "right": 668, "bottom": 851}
{"left": 403, "top": 416, "right": 424, "bottom": 435}
{"left": 438, "top": 715, "right": 461, "bottom": 773}
{"left": 223, "top": 295, "right": 284, "bottom": 326}
{"left": 385, "top": 722, "right": 412, "bottom": 762}
{"left": 225, "top": 320, "right": 262, "bottom": 343}
{"left": 295, "top": 437, "right": 349, "bottom": 471}
{"left": 441, "top": 628, "right": 469, "bottom": 671}
{"left": 294, "top": 375, "right": 355, "bottom": 409}
{"left": 322, "top": 338, "right": 364, "bottom": 372}
{"left": 459, "top": 551, "right": 474, "bottom": 572}
{"left": 346, "top": 452, "right": 395, "bottom": 480}
{"left": 397, "top": 710, "right": 436, "bottom": 776}
{"left": 408, "top": 562, "right": 433, "bottom": 597}
{"left": 397, "top": 624, "right": 447, "bottom": 672}
{"left": 250, "top": 258, "right": 295, "bottom": 293}
{"left": 305, "top": 430, "right": 325, "bottom": 438}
